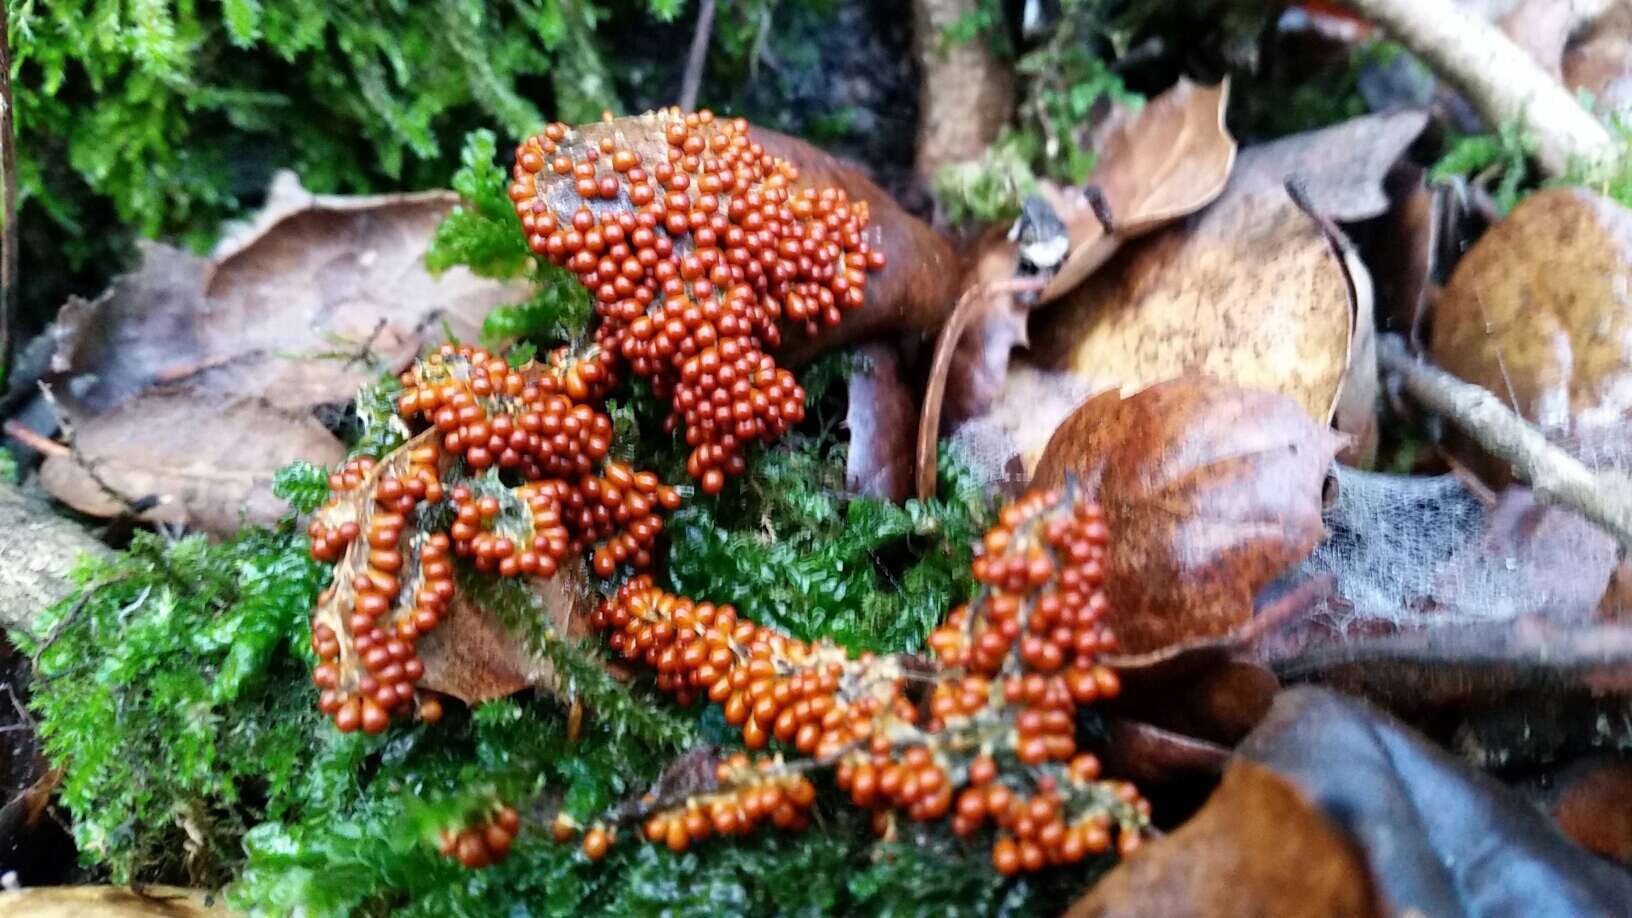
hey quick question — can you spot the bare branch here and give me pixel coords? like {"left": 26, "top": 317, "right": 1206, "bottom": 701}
{"left": 1377, "top": 334, "right": 1632, "bottom": 553}
{"left": 1341, "top": 0, "right": 1613, "bottom": 176}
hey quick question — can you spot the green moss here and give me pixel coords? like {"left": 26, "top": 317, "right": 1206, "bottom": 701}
{"left": 15, "top": 527, "right": 329, "bottom": 884}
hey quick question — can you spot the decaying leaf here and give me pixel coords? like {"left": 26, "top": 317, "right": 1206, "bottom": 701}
{"left": 415, "top": 562, "right": 593, "bottom": 705}
{"left": 1564, "top": 2, "right": 1632, "bottom": 116}
{"left": 0, "top": 886, "right": 228, "bottom": 917}
{"left": 306, "top": 430, "right": 593, "bottom": 714}
{"left": 1237, "top": 687, "right": 1632, "bottom": 915}
{"left": 37, "top": 178, "right": 526, "bottom": 535}
{"left": 1429, "top": 187, "right": 1632, "bottom": 486}
{"left": 1038, "top": 77, "right": 1238, "bottom": 302}
{"left": 1066, "top": 759, "right": 1379, "bottom": 918}
{"left": 1030, "top": 112, "right": 1422, "bottom": 446}
{"left": 1031, "top": 379, "right": 1341, "bottom": 654}
{"left": 844, "top": 342, "right": 917, "bottom": 503}
{"left": 1537, "top": 755, "right": 1632, "bottom": 866}
{"left": 916, "top": 79, "right": 1240, "bottom": 499}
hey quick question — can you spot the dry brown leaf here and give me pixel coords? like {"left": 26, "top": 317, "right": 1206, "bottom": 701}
{"left": 416, "top": 561, "right": 594, "bottom": 704}
{"left": 1565, "top": 2, "right": 1632, "bottom": 115}
{"left": 1235, "top": 687, "right": 1632, "bottom": 914}
{"left": 987, "top": 111, "right": 1427, "bottom": 485}
{"left": 1039, "top": 78, "right": 1237, "bottom": 302}
{"left": 306, "top": 431, "right": 591, "bottom": 710}
{"left": 1066, "top": 759, "right": 1379, "bottom": 918}
{"left": 0, "top": 886, "right": 228, "bottom": 917}
{"left": 1031, "top": 379, "right": 1341, "bottom": 654}
{"left": 1429, "top": 187, "right": 1632, "bottom": 486}
{"left": 1031, "top": 179, "right": 1369, "bottom": 449}
{"left": 843, "top": 342, "right": 916, "bottom": 503}
{"left": 1541, "top": 755, "right": 1632, "bottom": 866}
{"left": 915, "top": 80, "right": 1239, "bottom": 498}
{"left": 38, "top": 178, "right": 526, "bottom": 535}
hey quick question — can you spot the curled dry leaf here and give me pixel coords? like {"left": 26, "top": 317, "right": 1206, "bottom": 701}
{"left": 1065, "top": 758, "right": 1379, "bottom": 918}
{"left": 843, "top": 341, "right": 916, "bottom": 503}
{"left": 1031, "top": 379, "right": 1341, "bottom": 654}
{"left": 1237, "top": 687, "right": 1632, "bottom": 915}
{"left": 1564, "top": 2, "right": 1632, "bottom": 116}
{"left": 414, "top": 561, "right": 594, "bottom": 705}
{"left": 1030, "top": 113, "right": 1431, "bottom": 457}
{"left": 1040, "top": 77, "right": 1237, "bottom": 302}
{"left": 37, "top": 180, "right": 525, "bottom": 535}
{"left": 1429, "top": 186, "right": 1632, "bottom": 487}
{"left": 915, "top": 80, "right": 1238, "bottom": 498}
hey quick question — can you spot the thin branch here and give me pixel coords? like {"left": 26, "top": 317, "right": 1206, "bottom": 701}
{"left": 1376, "top": 334, "right": 1632, "bottom": 553}
{"left": 0, "top": 0, "right": 17, "bottom": 388}
{"left": 914, "top": 276, "right": 1048, "bottom": 500}
{"left": 2, "top": 418, "right": 68, "bottom": 457}
{"left": 678, "top": 0, "right": 716, "bottom": 112}
{"left": 1340, "top": 0, "right": 1613, "bottom": 176}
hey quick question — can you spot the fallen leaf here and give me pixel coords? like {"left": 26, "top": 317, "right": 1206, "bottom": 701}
{"left": 416, "top": 561, "right": 594, "bottom": 705}
{"left": 1429, "top": 186, "right": 1632, "bottom": 487}
{"left": 843, "top": 342, "right": 916, "bottom": 503}
{"left": 915, "top": 79, "right": 1238, "bottom": 499}
{"left": 0, "top": 886, "right": 228, "bottom": 917}
{"left": 1031, "top": 379, "right": 1341, "bottom": 654}
{"left": 1030, "top": 114, "right": 1405, "bottom": 443}
{"left": 1066, "top": 759, "right": 1379, "bottom": 918}
{"left": 1565, "top": 3, "right": 1632, "bottom": 116}
{"left": 1236, "top": 687, "right": 1632, "bottom": 915}
{"left": 38, "top": 176, "right": 526, "bottom": 535}
{"left": 1039, "top": 77, "right": 1238, "bottom": 302}
{"left": 1218, "top": 109, "right": 1429, "bottom": 223}
{"left": 1537, "top": 755, "right": 1632, "bottom": 866}
{"left": 1095, "top": 718, "right": 1231, "bottom": 786}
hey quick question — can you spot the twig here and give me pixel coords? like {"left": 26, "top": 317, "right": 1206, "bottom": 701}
{"left": 1376, "top": 334, "right": 1632, "bottom": 553}
{"left": 1340, "top": 0, "right": 1613, "bottom": 176}
{"left": 2, "top": 418, "right": 68, "bottom": 458}
{"left": 0, "top": 0, "right": 16, "bottom": 389}
{"left": 678, "top": 0, "right": 716, "bottom": 112}
{"left": 914, "top": 276, "right": 1048, "bottom": 501}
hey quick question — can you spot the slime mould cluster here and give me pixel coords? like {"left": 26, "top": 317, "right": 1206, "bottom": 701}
{"left": 509, "top": 107, "right": 886, "bottom": 493}
{"left": 303, "top": 108, "right": 885, "bottom": 736}
{"left": 555, "top": 487, "right": 1149, "bottom": 877}
{"left": 299, "top": 109, "right": 1147, "bottom": 880}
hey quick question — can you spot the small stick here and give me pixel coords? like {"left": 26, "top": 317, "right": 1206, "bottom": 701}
{"left": 1376, "top": 334, "right": 1632, "bottom": 553}
{"left": 914, "top": 276, "right": 1048, "bottom": 501}
{"left": 678, "top": 0, "right": 716, "bottom": 112}
{"left": 2, "top": 419, "right": 69, "bottom": 458}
